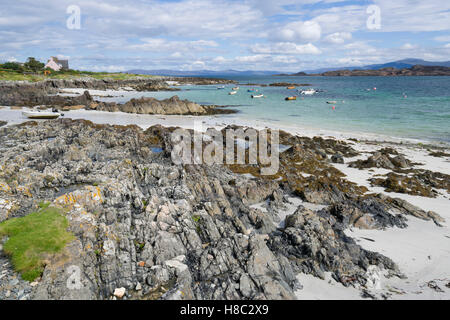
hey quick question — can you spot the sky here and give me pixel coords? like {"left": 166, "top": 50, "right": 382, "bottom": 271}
{"left": 0, "top": 0, "right": 449, "bottom": 72}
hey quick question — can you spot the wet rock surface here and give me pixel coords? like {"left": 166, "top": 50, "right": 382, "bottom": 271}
{"left": 0, "top": 79, "right": 170, "bottom": 106}
{"left": 370, "top": 170, "right": 450, "bottom": 198}
{"left": 0, "top": 119, "right": 443, "bottom": 300}
{"left": 347, "top": 147, "right": 450, "bottom": 198}
{"left": 349, "top": 149, "right": 412, "bottom": 170}
{"left": 90, "top": 96, "right": 236, "bottom": 116}
{"left": 0, "top": 78, "right": 236, "bottom": 116}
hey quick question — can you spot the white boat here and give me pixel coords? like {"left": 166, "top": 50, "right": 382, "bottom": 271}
{"left": 217, "top": 86, "right": 225, "bottom": 90}
{"left": 251, "top": 94, "right": 264, "bottom": 98}
{"left": 22, "top": 111, "right": 61, "bottom": 119}
{"left": 232, "top": 87, "right": 240, "bottom": 90}
{"left": 300, "top": 89, "right": 316, "bottom": 95}
{"left": 229, "top": 91, "right": 237, "bottom": 95}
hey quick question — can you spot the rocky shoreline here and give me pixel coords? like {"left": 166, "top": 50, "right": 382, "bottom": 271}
{"left": 0, "top": 78, "right": 237, "bottom": 116}
{"left": 0, "top": 119, "right": 447, "bottom": 300}
{"left": 287, "top": 65, "right": 450, "bottom": 77}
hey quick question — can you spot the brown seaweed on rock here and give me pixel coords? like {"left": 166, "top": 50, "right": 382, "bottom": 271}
{"left": 0, "top": 119, "right": 444, "bottom": 300}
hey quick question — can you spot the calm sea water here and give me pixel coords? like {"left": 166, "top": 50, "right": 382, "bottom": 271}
{"left": 103, "top": 76, "right": 450, "bottom": 143}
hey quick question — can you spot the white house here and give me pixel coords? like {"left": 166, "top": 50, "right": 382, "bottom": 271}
{"left": 45, "top": 57, "right": 69, "bottom": 71}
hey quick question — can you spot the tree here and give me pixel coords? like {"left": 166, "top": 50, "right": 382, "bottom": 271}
{"left": 1, "top": 62, "right": 23, "bottom": 71}
{"left": 24, "top": 57, "right": 45, "bottom": 72}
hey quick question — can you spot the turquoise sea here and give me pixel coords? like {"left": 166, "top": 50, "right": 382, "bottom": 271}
{"left": 104, "top": 76, "right": 450, "bottom": 143}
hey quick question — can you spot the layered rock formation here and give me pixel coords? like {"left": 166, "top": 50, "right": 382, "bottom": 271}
{"left": 0, "top": 79, "right": 236, "bottom": 115}
{"left": 0, "top": 120, "right": 443, "bottom": 300}
{"left": 90, "top": 96, "right": 236, "bottom": 115}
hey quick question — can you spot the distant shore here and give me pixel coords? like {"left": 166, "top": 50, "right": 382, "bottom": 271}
{"left": 281, "top": 64, "right": 450, "bottom": 77}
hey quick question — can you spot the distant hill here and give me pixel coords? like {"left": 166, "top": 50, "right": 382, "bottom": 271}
{"left": 304, "top": 65, "right": 450, "bottom": 76}
{"left": 126, "top": 69, "right": 281, "bottom": 77}
{"left": 294, "top": 59, "right": 450, "bottom": 75}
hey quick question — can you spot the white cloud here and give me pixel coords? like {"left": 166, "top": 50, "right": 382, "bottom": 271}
{"left": 401, "top": 43, "right": 418, "bottom": 50}
{"left": 251, "top": 42, "right": 322, "bottom": 55}
{"left": 272, "top": 55, "right": 298, "bottom": 64}
{"left": 235, "top": 55, "right": 268, "bottom": 63}
{"left": 273, "top": 20, "right": 322, "bottom": 43}
{"left": 373, "top": 0, "right": 450, "bottom": 32}
{"left": 336, "top": 57, "right": 366, "bottom": 66}
{"left": 0, "top": 0, "right": 449, "bottom": 72}
{"left": 127, "top": 38, "right": 219, "bottom": 52}
{"left": 213, "top": 56, "right": 228, "bottom": 63}
{"left": 434, "top": 35, "right": 450, "bottom": 42}
{"left": 324, "top": 32, "right": 352, "bottom": 44}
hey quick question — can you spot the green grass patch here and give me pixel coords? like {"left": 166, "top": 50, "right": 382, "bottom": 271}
{"left": 0, "top": 69, "right": 157, "bottom": 82}
{"left": 0, "top": 207, "right": 74, "bottom": 281}
{"left": 38, "top": 201, "right": 51, "bottom": 209}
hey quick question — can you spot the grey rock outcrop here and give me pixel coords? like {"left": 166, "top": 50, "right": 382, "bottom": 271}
{"left": 0, "top": 119, "right": 442, "bottom": 300}
{"left": 93, "top": 96, "right": 208, "bottom": 115}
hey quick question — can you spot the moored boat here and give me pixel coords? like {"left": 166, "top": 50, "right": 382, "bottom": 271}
{"left": 285, "top": 96, "right": 297, "bottom": 101}
{"left": 232, "top": 87, "right": 240, "bottom": 90}
{"left": 229, "top": 91, "right": 237, "bottom": 95}
{"left": 300, "top": 89, "right": 316, "bottom": 95}
{"left": 287, "top": 86, "right": 296, "bottom": 90}
{"left": 22, "top": 111, "right": 61, "bottom": 119}
{"left": 251, "top": 94, "right": 264, "bottom": 98}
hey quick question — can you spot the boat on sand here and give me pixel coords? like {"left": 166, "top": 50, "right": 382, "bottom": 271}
{"left": 22, "top": 111, "right": 61, "bottom": 119}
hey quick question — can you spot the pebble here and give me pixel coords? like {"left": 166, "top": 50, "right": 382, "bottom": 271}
{"left": 135, "top": 282, "right": 142, "bottom": 291}
{"left": 10, "top": 279, "right": 19, "bottom": 286}
{"left": 113, "top": 287, "right": 126, "bottom": 299}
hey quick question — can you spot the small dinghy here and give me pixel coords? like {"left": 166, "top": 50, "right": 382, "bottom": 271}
{"left": 285, "top": 96, "right": 297, "bottom": 101}
{"left": 229, "top": 91, "right": 237, "bottom": 95}
{"left": 251, "top": 94, "right": 264, "bottom": 98}
{"left": 232, "top": 87, "right": 240, "bottom": 90}
{"left": 22, "top": 111, "right": 61, "bottom": 119}
{"left": 300, "top": 89, "right": 316, "bottom": 95}
{"left": 287, "top": 86, "right": 296, "bottom": 90}
{"left": 217, "top": 86, "right": 225, "bottom": 90}
{"left": 247, "top": 89, "right": 258, "bottom": 92}
{"left": 326, "top": 101, "right": 337, "bottom": 104}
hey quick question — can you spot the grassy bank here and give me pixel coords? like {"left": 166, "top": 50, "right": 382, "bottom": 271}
{"left": 0, "top": 69, "right": 157, "bottom": 82}
{"left": 0, "top": 204, "right": 74, "bottom": 281}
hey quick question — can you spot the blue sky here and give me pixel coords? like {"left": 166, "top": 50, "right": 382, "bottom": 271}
{"left": 0, "top": 0, "right": 449, "bottom": 72}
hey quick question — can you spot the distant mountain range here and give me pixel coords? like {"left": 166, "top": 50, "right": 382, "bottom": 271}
{"left": 295, "top": 59, "right": 450, "bottom": 75}
{"left": 126, "top": 59, "right": 450, "bottom": 77}
{"left": 126, "top": 69, "right": 280, "bottom": 77}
